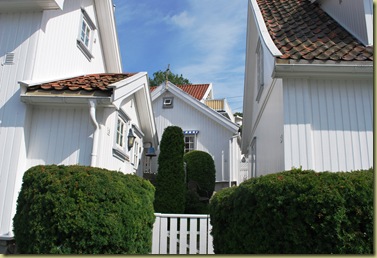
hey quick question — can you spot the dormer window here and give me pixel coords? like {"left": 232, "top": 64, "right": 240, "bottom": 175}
{"left": 77, "top": 8, "right": 96, "bottom": 60}
{"left": 163, "top": 97, "right": 174, "bottom": 108}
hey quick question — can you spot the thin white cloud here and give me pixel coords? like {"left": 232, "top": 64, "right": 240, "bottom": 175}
{"left": 167, "top": 11, "right": 195, "bottom": 28}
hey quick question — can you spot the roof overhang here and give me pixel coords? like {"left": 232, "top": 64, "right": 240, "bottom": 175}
{"left": 94, "top": 0, "right": 122, "bottom": 73}
{"left": 273, "top": 60, "right": 373, "bottom": 79}
{"left": 0, "top": 0, "right": 64, "bottom": 11}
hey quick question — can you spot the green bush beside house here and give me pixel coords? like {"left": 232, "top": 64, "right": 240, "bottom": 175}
{"left": 209, "top": 168, "right": 374, "bottom": 254}
{"left": 13, "top": 165, "right": 155, "bottom": 254}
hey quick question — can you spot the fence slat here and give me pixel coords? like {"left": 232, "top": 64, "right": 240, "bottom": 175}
{"left": 160, "top": 217, "right": 168, "bottom": 254}
{"left": 151, "top": 214, "right": 161, "bottom": 254}
{"left": 199, "top": 217, "right": 208, "bottom": 253}
{"left": 189, "top": 218, "right": 197, "bottom": 254}
{"left": 169, "top": 218, "right": 178, "bottom": 254}
{"left": 207, "top": 219, "right": 214, "bottom": 254}
{"left": 179, "top": 218, "right": 188, "bottom": 254}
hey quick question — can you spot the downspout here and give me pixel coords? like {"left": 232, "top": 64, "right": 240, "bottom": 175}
{"left": 229, "top": 134, "right": 238, "bottom": 187}
{"left": 89, "top": 99, "right": 99, "bottom": 167}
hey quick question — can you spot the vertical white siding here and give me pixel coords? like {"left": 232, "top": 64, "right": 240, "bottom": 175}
{"left": 319, "top": 0, "right": 372, "bottom": 45}
{"left": 27, "top": 107, "right": 93, "bottom": 167}
{"left": 0, "top": 11, "right": 42, "bottom": 236}
{"left": 284, "top": 78, "right": 373, "bottom": 172}
{"left": 32, "top": 0, "right": 106, "bottom": 81}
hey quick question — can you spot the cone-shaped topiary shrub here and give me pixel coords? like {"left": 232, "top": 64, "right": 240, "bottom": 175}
{"left": 154, "top": 126, "right": 185, "bottom": 213}
{"left": 13, "top": 165, "right": 155, "bottom": 254}
{"left": 184, "top": 150, "right": 216, "bottom": 213}
{"left": 209, "top": 168, "right": 374, "bottom": 254}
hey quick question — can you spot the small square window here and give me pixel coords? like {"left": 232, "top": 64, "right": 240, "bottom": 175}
{"left": 163, "top": 97, "right": 174, "bottom": 108}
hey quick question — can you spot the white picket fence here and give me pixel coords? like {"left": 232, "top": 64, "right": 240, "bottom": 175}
{"left": 152, "top": 213, "right": 214, "bottom": 254}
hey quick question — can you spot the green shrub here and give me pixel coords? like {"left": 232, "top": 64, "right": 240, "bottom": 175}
{"left": 209, "top": 168, "right": 374, "bottom": 254}
{"left": 184, "top": 150, "right": 216, "bottom": 214}
{"left": 154, "top": 126, "right": 185, "bottom": 213}
{"left": 13, "top": 165, "right": 155, "bottom": 254}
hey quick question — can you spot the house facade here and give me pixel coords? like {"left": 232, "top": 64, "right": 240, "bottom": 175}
{"left": 242, "top": 0, "right": 373, "bottom": 177}
{"left": 0, "top": 0, "right": 158, "bottom": 243}
{"left": 150, "top": 82, "right": 242, "bottom": 190}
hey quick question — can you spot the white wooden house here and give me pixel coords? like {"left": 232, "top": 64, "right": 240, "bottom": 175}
{"left": 150, "top": 82, "right": 241, "bottom": 191}
{"left": 0, "top": 0, "right": 158, "bottom": 243}
{"left": 241, "top": 0, "right": 373, "bottom": 178}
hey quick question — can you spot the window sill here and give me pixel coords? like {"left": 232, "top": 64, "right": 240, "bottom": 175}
{"left": 112, "top": 147, "right": 129, "bottom": 162}
{"left": 77, "top": 39, "right": 93, "bottom": 61}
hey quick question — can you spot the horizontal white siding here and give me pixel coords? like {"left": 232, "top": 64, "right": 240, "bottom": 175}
{"left": 0, "top": 11, "right": 42, "bottom": 236}
{"left": 284, "top": 78, "right": 373, "bottom": 172}
{"left": 152, "top": 92, "right": 236, "bottom": 183}
{"left": 27, "top": 106, "right": 93, "bottom": 167}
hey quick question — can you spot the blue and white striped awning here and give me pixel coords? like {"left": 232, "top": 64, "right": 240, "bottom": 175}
{"left": 183, "top": 130, "right": 199, "bottom": 135}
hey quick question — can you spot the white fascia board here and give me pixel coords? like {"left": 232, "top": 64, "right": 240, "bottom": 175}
{"left": 20, "top": 95, "right": 112, "bottom": 106}
{"left": 273, "top": 62, "right": 373, "bottom": 79}
{"left": 202, "top": 83, "right": 213, "bottom": 100}
{"left": 0, "top": 0, "right": 64, "bottom": 11}
{"left": 165, "top": 84, "right": 239, "bottom": 133}
{"left": 250, "top": 0, "right": 282, "bottom": 57}
{"left": 94, "top": 0, "right": 122, "bottom": 73}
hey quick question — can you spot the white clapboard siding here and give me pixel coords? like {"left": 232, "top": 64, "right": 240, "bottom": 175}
{"left": 284, "top": 78, "right": 373, "bottom": 172}
{"left": 152, "top": 213, "right": 214, "bottom": 255}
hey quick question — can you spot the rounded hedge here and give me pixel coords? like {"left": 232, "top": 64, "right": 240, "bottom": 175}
{"left": 184, "top": 150, "right": 216, "bottom": 213}
{"left": 209, "top": 168, "right": 374, "bottom": 254}
{"left": 154, "top": 126, "right": 185, "bottom": 213}
{"left": 13, "top": 165, "right": 155, "bottom": 254}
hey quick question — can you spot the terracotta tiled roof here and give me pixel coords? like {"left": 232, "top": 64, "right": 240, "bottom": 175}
{"left": 257, "top": 0, "right": 373, "bottom": 61}
{"left": 150, "top": 83, "right": 210, "bottom": 100}
{"left": 27, "top": 73, "right": 136, "bottom": 96}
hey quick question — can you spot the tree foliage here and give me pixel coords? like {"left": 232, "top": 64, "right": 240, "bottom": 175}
{"left": 154, "top": 126, "right": 186, "bottom": 213}
{"left": 149, "top": 70, "right": 191, "bottom": 86}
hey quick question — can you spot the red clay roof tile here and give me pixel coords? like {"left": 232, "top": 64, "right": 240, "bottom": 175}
{"left": 27, "top": 73, "right": 136, "bottom": 96}
{"left": 256, "top": 0, "right": 373, "bottom": 61}
{"left": 150, "top": 83, "right": 210, "bottom": 100}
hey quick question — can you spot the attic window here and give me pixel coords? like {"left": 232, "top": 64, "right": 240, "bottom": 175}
{"left": 3, "top": 52, "right": 14, "bottom": 65}
{"left": 163, "top": 97, "right": 174, "bottom": 108}
{"left": 77, "top": 8, "right": 96, "bottom": 60}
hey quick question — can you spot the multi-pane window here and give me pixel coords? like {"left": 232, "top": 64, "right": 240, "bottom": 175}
{"left": 77, "top": 8, "right": 96, "bottom": 60}
{"left": 80, "top": 19, "right": 91, "bottom": 48}
{"left": 184, "top": 135, "right": 196, "bottom": 153}
{"left": 116, "top": 118, "right": 126, "bottom": 148}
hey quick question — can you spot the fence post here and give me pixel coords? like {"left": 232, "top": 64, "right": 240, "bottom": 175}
{"left": 152, "top": 213, "right": 161, "bottom": 254}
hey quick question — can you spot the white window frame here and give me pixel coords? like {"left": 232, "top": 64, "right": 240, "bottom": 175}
{"left": 162, "top": 97, "right": 174, "bottom": 108}
{"left": 113, "top": 110, "right": 131, "bottom": 162}
{"left": 184, "top": 134, "right": 196, "bottom": 153}
{"left": 256, "top": 40, "right": 264, "bottom": 102}
{"left": 77, "top": 8, "right": 96, "bottom": 60}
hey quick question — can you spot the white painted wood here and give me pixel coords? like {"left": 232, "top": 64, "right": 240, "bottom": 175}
{"left": 159, "top": 217, "right": 168, "bottom": 254}
{"left": 207, "top": 221, "right": 214, "bottom": 254}
{"left": 179, "top": 218, "right": 188, "bottom": 254}
{"left": 318, "top": 0, "right": 373, "bottom": 45}
{"left": 169, "top": 218, "right": 178, "bottom": 254}
{"left": 199, "top": 218, "right": 207, "bottom": 254}
{"left": 189, "top": 218, "right": 197, "bottom": 254}
{"left": 151, "top": 214, "right": 160, "bottom": 254}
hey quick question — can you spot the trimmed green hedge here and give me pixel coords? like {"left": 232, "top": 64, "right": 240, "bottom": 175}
{"left": 154, "top": 126, "right": 185, "bottom": 213}
{"left": 209, "top": 168, "right": 374, "bottom": 254}
{"left": 184, "top": 150, "right": 216, "bottom": 214}
{"left": 13, "top": 165, "right": 155, "bottom": 254}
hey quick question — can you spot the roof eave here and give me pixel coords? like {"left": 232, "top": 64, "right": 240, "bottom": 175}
{"left": 273, "top": 60, "right": 373, "bottom": 79}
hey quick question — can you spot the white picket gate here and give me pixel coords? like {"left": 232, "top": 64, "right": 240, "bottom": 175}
{"left": 152, "top": 213, "right": 214, "bottom": 254}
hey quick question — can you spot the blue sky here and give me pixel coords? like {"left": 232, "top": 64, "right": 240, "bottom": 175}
{"left": 113, "top": 0, "right": 247, "bottom": 112}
